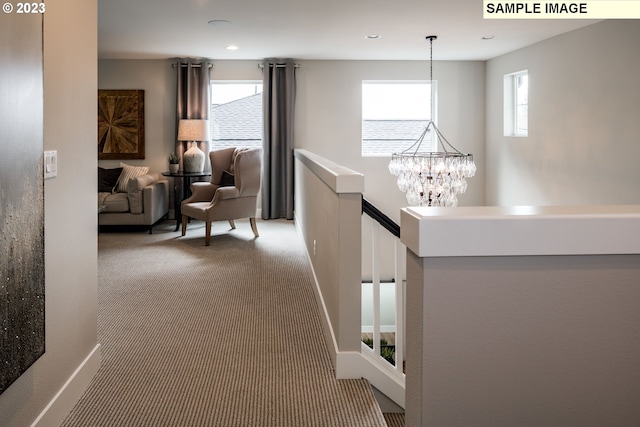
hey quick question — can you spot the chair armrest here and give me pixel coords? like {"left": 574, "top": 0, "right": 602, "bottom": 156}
{"left": 182, "top": 182, "right": 219, "bottom": 205}
{"left": 213, "top": 186, "right": 240, "bottom": 202}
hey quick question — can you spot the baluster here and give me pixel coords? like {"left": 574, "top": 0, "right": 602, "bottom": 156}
{"left": 372, "top": 221, "right": 381, "bottom": 357}
{"left": 394, "top": 238, "right": 405, "bottom": 372}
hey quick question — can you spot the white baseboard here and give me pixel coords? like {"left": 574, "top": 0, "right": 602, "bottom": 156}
{"left": 293, "top": 215, "right": 340, "bottom": 367}
{"left": 32, "top": 344, "right": 101, "bottom": 427}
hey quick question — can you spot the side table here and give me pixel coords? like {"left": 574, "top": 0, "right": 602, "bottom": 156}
{"left": 162, "top": 171, "right": 211, "bottom": 231}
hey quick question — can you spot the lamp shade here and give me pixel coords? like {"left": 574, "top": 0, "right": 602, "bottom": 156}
{"left": 177, "top": 119, "right": 210, "bottom": 141}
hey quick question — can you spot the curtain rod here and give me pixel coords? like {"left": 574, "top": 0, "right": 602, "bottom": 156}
{"left": 258, "top": 63, "right": 300, "bottom": 69}
{"left": 172, "top": 63, "right": 214, "bottom": 68}
{"left": 171, "top": 62, "right": 298, "bottom": 69}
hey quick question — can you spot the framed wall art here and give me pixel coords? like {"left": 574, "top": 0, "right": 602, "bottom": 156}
{"left": 1, "top": 12, "right": 45, "bottom": 395}
{"left": 98, "top": 89, "right": 145, "bottom": 160}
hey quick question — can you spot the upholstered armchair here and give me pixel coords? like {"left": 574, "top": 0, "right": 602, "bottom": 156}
{"left": 181, "top": 147, "right": 262, "bottom": 246}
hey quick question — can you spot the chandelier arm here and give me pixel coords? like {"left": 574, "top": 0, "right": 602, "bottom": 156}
{"left": 419, "top": 121, "right": 436, "bottom": 155}
{"left": 400, "top": 125, "right": 428, "bottom": 155}
{"left": 432, "top": 124, "right": 464, "bottom": 154}
{"left": 412, "top": 131, "right": 426, "bottom": 156}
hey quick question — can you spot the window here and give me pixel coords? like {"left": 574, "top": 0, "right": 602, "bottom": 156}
{"left": 504, "top": 70, "right": 528, "bottom": 137}
{"left": 362, "top": 81, "right": 433, "bottom": 157}
{"left": 210, "top": 81, "right": 263, "bottom": 150}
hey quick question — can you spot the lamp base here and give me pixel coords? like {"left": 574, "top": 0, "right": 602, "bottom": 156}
{"left": 183, "top": 142, "right": 205, "bottom": 173}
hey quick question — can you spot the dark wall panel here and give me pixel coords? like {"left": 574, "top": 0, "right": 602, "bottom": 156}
{"left": 0, "top": 13, "right": 45, "bottom": 394}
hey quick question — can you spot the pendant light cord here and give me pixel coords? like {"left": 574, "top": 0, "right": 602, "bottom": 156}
{"left": 427, "top": 35, "right": 437, "bottom": 123}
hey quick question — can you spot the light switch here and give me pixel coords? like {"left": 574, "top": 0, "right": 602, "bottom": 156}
{"left": 44, "top": 150, "right": 57, "bottom": 179}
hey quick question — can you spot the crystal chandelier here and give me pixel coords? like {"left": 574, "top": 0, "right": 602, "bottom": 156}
{"left": 388, "top": 36, "right": 476, "bottom": 207}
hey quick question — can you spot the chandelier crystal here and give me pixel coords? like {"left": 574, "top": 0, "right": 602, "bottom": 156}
{"left": 388, "top": 36, "right": 476, "bottom": 207}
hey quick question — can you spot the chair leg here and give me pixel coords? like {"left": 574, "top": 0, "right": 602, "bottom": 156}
{"left": 205, "top": 221, "right": 211, "bottom": 246}
{"left": 181, "top": 215, "right": 188, "bottom": 236}
{"left": 228, "top": 220, "right": 236, "bottom": 230}
{"left": 250, "top": 217, "right": 259, "bottom": 237}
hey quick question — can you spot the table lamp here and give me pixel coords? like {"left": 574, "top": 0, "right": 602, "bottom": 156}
{"left": 178, "top": 119, "right": 210, "bottom": 173}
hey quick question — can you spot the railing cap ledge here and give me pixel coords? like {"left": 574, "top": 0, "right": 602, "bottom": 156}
{"left": 294, "top": 149, "right": 364, "bottom": 194}
{"left": 401, "top": 205, "right": 640, "bottom": 258}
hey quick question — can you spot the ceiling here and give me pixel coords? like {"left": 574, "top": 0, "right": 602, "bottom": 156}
{"left": 98, "top": 0, "right": 599, "bottom": 61}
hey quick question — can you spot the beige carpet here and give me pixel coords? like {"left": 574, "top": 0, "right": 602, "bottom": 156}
{"left": 382, "top": 413, "right": 404, "bottom": 427}
{"left": 61, "top": 219, "right": 387, "bottom": 427}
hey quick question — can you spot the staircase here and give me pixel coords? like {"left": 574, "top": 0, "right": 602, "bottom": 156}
{"left": 293, "top": 149, "right": 406, "bottom": 423}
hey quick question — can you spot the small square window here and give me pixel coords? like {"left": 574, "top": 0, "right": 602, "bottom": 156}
{"left": 504, "top": 70, "right": 528, "bottom": 137}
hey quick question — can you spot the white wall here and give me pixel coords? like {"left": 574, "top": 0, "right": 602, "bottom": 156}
{"left": 296, "top": 60, "right": 486, "bottom": 222}
{"left": 486, "top": 20, "right": 640, "bottom": 206}
{"left": 0, "top": 1, "right": 100, "bottom": 425}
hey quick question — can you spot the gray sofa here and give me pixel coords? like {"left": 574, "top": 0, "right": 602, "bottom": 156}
{"left": 98, "top": 168, "right": 169, "bottom": 233}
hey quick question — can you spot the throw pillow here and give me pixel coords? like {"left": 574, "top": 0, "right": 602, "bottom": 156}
{"left": 98, "top": 167, "right": 123, "bottom": 193}
{"left": 115, "top": 163, "right": 149, "bottom": 193}
{"left": 220, "top": 170, "right": 235, "bottom": 187}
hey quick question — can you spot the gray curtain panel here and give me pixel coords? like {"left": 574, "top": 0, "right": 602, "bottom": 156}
{"left": 261, "top": 59, "right": 296, "bottom": 220}
{"left": 175, "top": 59, "right": 212, "bottom": 172}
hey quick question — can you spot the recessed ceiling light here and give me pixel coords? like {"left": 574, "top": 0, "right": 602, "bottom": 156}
{"left": 226, "top": 45, "right": 239, "bottom": 51}
{"left": 482, "top": 35, "right": 495, "bottom": 40}
{"left": 208, "top": 19, "right": 232, "bottom": 27}
{"left": 365, "top": 34, "right": 381, "bottom": 40}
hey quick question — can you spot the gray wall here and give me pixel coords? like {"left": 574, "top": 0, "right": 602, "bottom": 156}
{"left": 98, "top": 59, "right": 264, "bottom": 175}
{"left": 0, "top": 0, "right": 99, "bottom": 425}
{"left": 99, "top": 20, "right": 640, "bottom": 213}
{"left": 295, "top": 60, "right": 486, "bottom": 221}
{"left": 98, "top": 59, "right": 177, "bottom": 174}
{"left": 98, "top": 59, "right": 486, "bottom": 222}
{"left": 294, "top": 153, "right": 363, "bottom": 356}
{"left": 98, "top": 58, "right": 485, "bottom": 280}
{"left": 485, "top": 20, "right": 640, "bottom": 206}
{"left": 406, "top": 252, "right": 640, "bottom": 426}
{"left": 4, "top": 13, "right": 631, "bottom": 426}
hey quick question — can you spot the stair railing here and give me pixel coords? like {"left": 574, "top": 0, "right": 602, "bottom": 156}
{"left": 362, "top": 198, "right": 406, "bottom": 377}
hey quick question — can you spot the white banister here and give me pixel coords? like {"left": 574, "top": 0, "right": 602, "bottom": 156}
{"left": 294, "top": 149, "right": 405, "bottom": 408}
{"left": 361, "top": 213, "right": 406, "bottom": 397}
{"left": 371, "top": 221, "right": 381, "bottom": 359}
{"left": 393, "top": 238, "right": 405, "bottom": 375}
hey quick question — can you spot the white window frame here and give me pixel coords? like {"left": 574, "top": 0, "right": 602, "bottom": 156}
{"left": 503, "top": 70, "right": 528, "bottom": 137}
{"left": 361, "top": 80, "right": 434, "bottom": 157}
